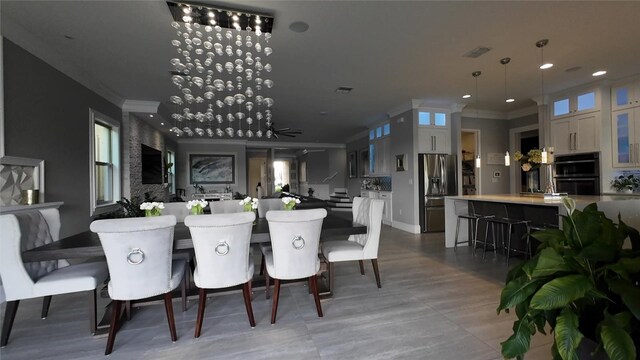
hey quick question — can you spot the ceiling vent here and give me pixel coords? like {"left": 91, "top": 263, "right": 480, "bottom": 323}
{"left": 335, "top": 87, "right": 353, "bottom": 94}
{"left": 463, "top": 46, "right": 492, "bottom": 58}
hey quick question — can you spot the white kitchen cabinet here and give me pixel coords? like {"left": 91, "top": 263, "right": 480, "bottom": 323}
{"left": 418, "top": 127, "right": 450, "bottom": 154}
{"left": 550, "top": 111, "right": 600, "bottom": 155}
{"left": 378, "top": 191, "right": 392, "bottom": 225}
{"left": 369, "top": 136, "right": 391, "bottom": 176}
{"left": 612, "top": 108, "right": 640, "bottom": 167}
{"left": 612, "top": 81, "right": 640, "bottom": 111}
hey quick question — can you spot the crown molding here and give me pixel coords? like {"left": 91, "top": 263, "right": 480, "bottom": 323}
{"left": 387, "top": 101, "right": 413, "bottom": 118}
{"left": 461, "top": 108, "right": 507, "bottom": 120}
{"left": 2, "top": 14, "right": 125, "bottom": 108}
{"left": 450, "top": 103, "right": 467, "bottom": 113}
{"left": 122, "top": 100, "right": 160, "bottom": 113}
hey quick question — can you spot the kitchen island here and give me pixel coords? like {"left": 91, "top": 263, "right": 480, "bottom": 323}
{"left": 444, "top": 194, "right": 640, "bottom": 248}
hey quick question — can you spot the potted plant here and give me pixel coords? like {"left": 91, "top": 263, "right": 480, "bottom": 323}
{"left": 610, "top": 174, "right": 639, "bottom": 193}
{"left": 514, "top": 149, "right": 543, "bottom": 192}
{"left": 498, "top": 198, "right": 639, "bottom": 360}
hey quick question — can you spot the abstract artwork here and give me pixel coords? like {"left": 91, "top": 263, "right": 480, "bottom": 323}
{"left": 190, "top": 154, "right": 235, "bottom": 184}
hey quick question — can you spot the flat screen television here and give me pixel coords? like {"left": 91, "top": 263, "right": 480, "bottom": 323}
{"left": 141, "top": 144, "right": 162, "bottom": 184}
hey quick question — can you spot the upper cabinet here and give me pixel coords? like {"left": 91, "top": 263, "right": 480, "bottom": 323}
{"left": 550, "top": 88, "right": 601, "bottom": 155}
{"left": 368, "top": 122, "right": 391, "bottom": 176}
{"left": 417, "top": 109, "right": 451, "bottom": 154}
{"left": 552, "top": 89, "right": 600, "bottom": 119}
{"left": 612, "top": 82, "right": 640, "bottom": 111}
{"left": 611, "top": 79, "right": 640, "bottom": 168}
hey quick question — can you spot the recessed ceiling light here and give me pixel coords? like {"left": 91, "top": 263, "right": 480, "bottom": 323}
{"left": 319, "top": 111, "right": 328, "bottom": 116}
{"left": 149, "top": 114, "right": 154, "bottom": 118}
{"left": 289, "top": 21, "right": 309, "bottom": 33}
{"left": 335, "top": 87, "right": 353, "bottom": 94}
{"left": 160, "top": 122, "right": 165, "bottom": 125}
{"left": 462, "top": 94, "right": 471, "bottom": 99}
{"left": 540, "top": 63, "right": 553, "bottom": 70}
{"left": 505, "top": 98, "right": 515, "bottom": 103}
{"left": 592, "top": 70, "right": 607, "bottom": 77}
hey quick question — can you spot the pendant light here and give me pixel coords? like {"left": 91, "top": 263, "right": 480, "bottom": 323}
{"left": 504, "top": 151, "right": 510, "bottom": 166}
{"left": 500, "top": 57, "right": 514, "bottom": 103}
{"left": 472, "top": 70, "right": 481, "bottom": 168}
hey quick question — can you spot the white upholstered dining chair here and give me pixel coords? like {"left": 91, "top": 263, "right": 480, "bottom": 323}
{"left": 321, "top": 197, "right": 384, "bottom": 293}
{"left": 264, "top": 208, "right": 327, "bottom": 324}
{"left": 209, "top": 200, "right": 244, "bottom": 214}
{"left": 185, "top": 212, "right": 256, "bottom": 337}
{"left": 90, "top": 215, "right": 185, "bottom": 355}
{"left": 256, "top": 198, "right": 283, "bottom": 277}
{"left": 0, "top": 209, "right": 109, "bottom": 347}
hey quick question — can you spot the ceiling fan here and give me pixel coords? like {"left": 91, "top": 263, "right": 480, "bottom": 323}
{"left": 265, "top": 122, "right": 302, "bottom": 139}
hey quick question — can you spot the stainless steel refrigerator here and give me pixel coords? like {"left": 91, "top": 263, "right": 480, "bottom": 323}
{"left": 418, "top": 154, "right": 457, "bottom": 232}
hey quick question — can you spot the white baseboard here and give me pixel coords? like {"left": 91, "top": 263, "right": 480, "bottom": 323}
{"left": 392, "top": 220, "right": 421, "bottom": 234}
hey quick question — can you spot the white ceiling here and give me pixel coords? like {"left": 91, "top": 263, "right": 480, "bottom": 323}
{"left": 3, "top": 1, "right": 640, "bottom": 143}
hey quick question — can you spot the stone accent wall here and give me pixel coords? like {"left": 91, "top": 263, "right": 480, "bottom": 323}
{"left": 128, "top": 114, "right": 168, "bottom": 202}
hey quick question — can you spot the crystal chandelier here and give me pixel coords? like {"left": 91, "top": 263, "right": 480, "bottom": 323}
{"left": 166, "top": 2, "right": 275, "bottom": 139}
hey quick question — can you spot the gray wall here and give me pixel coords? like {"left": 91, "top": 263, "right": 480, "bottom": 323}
{"left": 297, "top": 148, "right": 347, "bottom": 199}
{"left": 345, "top": 135, "right": 369, "bottom": 197}
{"left": 3, "top": 39, "right": 121, "bottom": 237}
{"left": 461, "top": 117, "right": 510, "bottom": 194}
{"left": 176, "top": 142, "right": 247, "bottom": 197}
{"left": 509, "top": 113, "right": 538, "bottom": 130}
{"left": 390, "top": 109, "right": 417, "bottom": 227}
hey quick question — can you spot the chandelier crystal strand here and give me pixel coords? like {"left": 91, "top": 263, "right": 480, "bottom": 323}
{"left": 168, "top": 4, "right": 273, "bottom": 138}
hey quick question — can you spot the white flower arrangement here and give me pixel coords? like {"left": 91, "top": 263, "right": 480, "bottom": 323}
{"left": 186, "top": 199, "right": 208, "bottom": 215}
{"left": 140, "top": 202, "right": 164, "bottom": 217}
{"left": 239, "top": 196, "right": 259, "bottom": 212}
{"left": 281, "top": 196, "right": 301, "bottom": 210}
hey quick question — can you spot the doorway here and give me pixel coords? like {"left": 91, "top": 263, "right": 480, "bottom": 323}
{"left": 519, "top": 130, "right": 540, "bottom": 192}
{"left": 246, "top": 149, "right": 268, "bottom": 198}
{"left": 461, "top": 130, "right": 480, "bottom": 195}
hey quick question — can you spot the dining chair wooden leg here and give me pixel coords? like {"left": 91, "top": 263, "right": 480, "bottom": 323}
{"left": 1, "top": 300, "right": 20, "bottom": 347}
{"left": 105, "top": 300, "right": 122, "bottom": 355}
{"left": 270, "top": 279, "right": 281, "bottom": 324}
{"left": 265, "top": 272, "right": 271, "bottom": 299}
{"left": 329, "top": 262, "right": 335, "bottom": 295}
{"left": 163, "top": 292, "right": 178, "bottom": 342}
{"left": 371, "top": 259, "right": 381, "bottom": 288}
{"left": 242, "top": 282, "right": 256, "bottom": 328}
{"left": 259, "top": 254, "right": 265, "bottom": 276}
{"left": 41, "top": 296, "right": 52, "bottom": 319}
{"left": 358, "top": 260, "right": 365, "bottom": 275}
{"left": 194, "top": 288, "right": 206, "bottom": 338}
{"left": 309, "top": 275, "right": 323, "bottom": 318}
{"left": 308, "top": 277, "right": 312, "bottom": 294}
{"left": 124, "top": 301, "right": 131, "bottom": 321}
{"left": 181, "top": 264, "right": 188, "bottom": 312}
{"left": 89, "top": 289, "right": 97, "bottom": 334}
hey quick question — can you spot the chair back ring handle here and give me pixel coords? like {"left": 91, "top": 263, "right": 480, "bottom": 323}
{"left": 215, "top": 241, "right": 230, "bottom": 256}
{"left": 127, "top": 248, "right": 145, "bottom": 265}
{"left": 292, "top": 235, "right": 305, "bottom": 250}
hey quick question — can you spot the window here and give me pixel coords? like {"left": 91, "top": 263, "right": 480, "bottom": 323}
{"left": 418, "top": 112, "right": 431, "bottom": 126}
{"left": 553, "top": 98, "right": 570, "bottom": 117}
{"left": 383, "top": 123, "right": 390, "bottom": 136}
{"left": 376, "top": 126, "right": 382, "bottom": 138}
{"left": 273, "top": 160, "right": 290, "bottom": 192}
{"left": 89, "top": 109, "right": 120, "bottom": 216}
{"left": 577, "top": 92, "right": 596, "bottom": 111}
{"left": 616, "top": 88, "right": 629, "bottom": 107}
{"left": 167, "top": 150, "right": 176, "bottom": 194}
{"left": 369, "top": 129, "right": 375, "bottom": 140}
{"left": 434, "top": 112, "right": 446, "bottom": 126}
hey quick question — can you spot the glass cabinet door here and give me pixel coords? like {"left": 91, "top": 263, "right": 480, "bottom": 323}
{"left": 612, "top": 110, "right": 634, "bottom": 167}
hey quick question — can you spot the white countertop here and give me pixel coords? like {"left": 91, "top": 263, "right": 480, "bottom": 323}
{"left": 446, "top": 194, "right": 639, "bottom": 206}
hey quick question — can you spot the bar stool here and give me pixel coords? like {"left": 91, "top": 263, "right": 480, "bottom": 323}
{"left": 481, "top": 204, "right": 529, "bottom": 265}
{"left": 522, "top": 206, "right": 559, "bottom": 257}
{"left": 453, "top": 201, "right": 489, "bottom": 251}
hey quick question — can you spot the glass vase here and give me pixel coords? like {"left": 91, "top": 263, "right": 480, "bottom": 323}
{"left": 190, "top": 206, "right": 204, "bottom": 215}
{"left": 526, "top": 172, "right": 537, "bottom": 193}
{"left": 145, "top": 209, "right": 162, "bottom": 217}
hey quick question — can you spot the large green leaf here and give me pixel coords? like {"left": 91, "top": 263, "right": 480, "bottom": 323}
{"left": 501, "top": 319, "right": 533, "bottom": 359}
{"left": 571, "top": 209, "right": 602, "bottom": 248}
{"left": 600, "top": 323, "right": 636, "bottom": 360}
{"left": 498, "top": 277, "right": 541, "bottom": 314}
{"left": 608, "top": 279, "right": 640, "bottom": 320}
{"left": 530, "top": 275, "right": 593, "bottom": 310}
{"left": 578, "top": 242, "right": 617, "bottom": 263}
{"left": 533, "top": 247, "right": 571, "bottom": 278}
{"left": 619, "top": 257, "right": 640, "bottom": 274}
{"left": 532, "top": 228, "right": 565, "bottom": 250}
{"left": 554, "top": 308, "right": 583, "bottom": 360}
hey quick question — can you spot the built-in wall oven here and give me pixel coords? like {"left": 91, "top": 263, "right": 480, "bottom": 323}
{"left": 554, "top": 152, "right": 600, "bottom": 195}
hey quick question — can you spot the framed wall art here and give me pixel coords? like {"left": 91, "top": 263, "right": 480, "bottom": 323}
{"left": 189, "top": 154, "right": 235, "bottom": 184}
